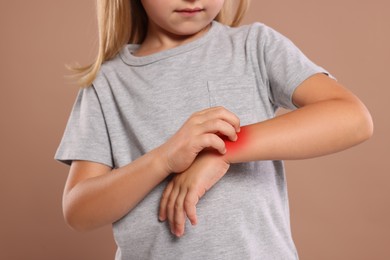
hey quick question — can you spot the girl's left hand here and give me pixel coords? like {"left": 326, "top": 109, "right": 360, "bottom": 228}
{"left": 158, "top": 151, "right": 230, "bottom": 237}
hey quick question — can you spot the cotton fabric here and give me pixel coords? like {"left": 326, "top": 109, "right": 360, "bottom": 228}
{"left": 56, "top": 21, "right": 330, "bottom": 259}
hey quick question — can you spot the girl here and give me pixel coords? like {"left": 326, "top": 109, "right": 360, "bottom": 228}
{"left": 56, "top": 0, "right": 373, "bottom": 259}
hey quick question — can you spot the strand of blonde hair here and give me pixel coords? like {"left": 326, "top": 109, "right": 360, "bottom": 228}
{"left": 69, "top": 0, "right": 250, "bottom": 87}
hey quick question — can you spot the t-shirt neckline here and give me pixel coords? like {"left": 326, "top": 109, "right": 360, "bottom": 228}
{"left": 119, "top": 21, "right": 222, "bottom": 66}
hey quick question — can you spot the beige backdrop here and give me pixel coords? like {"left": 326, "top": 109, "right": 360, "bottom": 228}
{"left": 1, "top": 1, "right": 389, "bottom": 259}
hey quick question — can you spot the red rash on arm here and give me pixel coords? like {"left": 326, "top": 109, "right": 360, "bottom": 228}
{"left": 223, "top": 126, "right": 250, "bottom": 162}
{"left": 215, "top": 74, "right": 373, "bottom": 165}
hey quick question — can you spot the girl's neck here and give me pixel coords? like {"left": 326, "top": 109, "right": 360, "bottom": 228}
{"left": 133, "top": 23, "right": 212, "bottom": 57}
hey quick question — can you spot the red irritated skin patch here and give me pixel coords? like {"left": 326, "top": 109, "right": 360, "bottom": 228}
{"left": 223, "top": 126, "right": 249, "bottom": 159}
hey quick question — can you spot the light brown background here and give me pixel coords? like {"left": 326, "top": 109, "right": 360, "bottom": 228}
{"left": 0, "top": 1, "right": 389, "bottom": 259}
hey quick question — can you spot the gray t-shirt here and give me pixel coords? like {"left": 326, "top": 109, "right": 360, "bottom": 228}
{"left": 56, "top": 21, "right": 329, "bottom": 259}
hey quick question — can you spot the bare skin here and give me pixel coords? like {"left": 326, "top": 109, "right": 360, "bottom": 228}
{"left": 62, "top": 107, "right": 240, "bottom": 231}
{"left": 62, "top": 1, "right": 373, "bottom": 236}
{"left": 63, "top": 0, "right": 234, "bottom": 233}
{"left": 159, "top": 73, "right": 374, "bottom": 237}
{"left": 63, "top": 74, "right": 373, "bottom": 235}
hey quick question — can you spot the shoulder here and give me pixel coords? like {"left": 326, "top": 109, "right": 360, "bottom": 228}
{"left": 100, "top": 53, "right": 125, "bottom": 77}
{"left": 92, "top": 51, "right": 127, "bottom": 90}
{"left": 246, "top": 22, "right": 289, "bottom": 46}
{"left": 216, "top": 21, "right": 286, "bottom": 46}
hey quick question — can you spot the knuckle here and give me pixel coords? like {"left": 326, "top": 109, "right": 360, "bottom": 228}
{"left": 174, "top": 201, "right": 181, "bottom": 210}
{"left": 184, "top": 198, "right": 193, "bottom": 209}
{"left": 213, "top": 106, "right": 225, "bottom": 116}
{"left": 167, "top": 199, "right": 175, "bottom": 210}
{"left": 174, "top": 218, "right": 183, "bottom": 226}
{"left": 161, "top": 191, "right": 169, "bottom": 200}
{"left": 184, "top": 193, "right": 197, "bottom": 207}
{"left": 216, "top": 120, "right": 229, "bottom": 132}
{"left": 167, "top": 203, "right": 173, "bottom": 211}
{"left": 210, "top": 118, "right": 221, "bottom": 128}
{"left": 201, "top": 134, "right": 213, "bottom": 146}
{"left": 190, "top": 112, "right": 202, "bottom": 122}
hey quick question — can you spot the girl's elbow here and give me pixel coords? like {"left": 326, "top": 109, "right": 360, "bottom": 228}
{"left": 361, "top": 112, "right": 374, "bottom": 141}
{"left": 63, "top": 200, "right": 95, "bottom": 232}
{"left": 354, "top": 102, "right": 374, "bottom": 143}
{"left": 64, "top": 211, "right": 96, "bottom": 232}
{"left": 63, "top": 208, "right": 86, "bottom": 232}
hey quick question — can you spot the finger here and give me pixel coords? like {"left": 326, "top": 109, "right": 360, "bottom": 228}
{"left": 184, "top": 189, "right": 200, "bottom": 226}
{"left": 196, "top": 133, "right": 226, "bottom": 154}
{"left": 159, "top": 181, "right": 173, "bottom": 222}
{"left": 173, "top": 187, "right": 187, "bottom": 237}
{"left": 198, "top": 106, "right": 241, "bottom": 133}
{"left": 201, "top": 119, "right": 238, "bottom": 141}
{"left": 167, "top": 184, "right": 180, "bottom": 235}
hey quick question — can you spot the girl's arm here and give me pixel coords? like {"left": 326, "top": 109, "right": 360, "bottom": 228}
{"left": 159, "top": 73, "right": 373, "bottom": 237}
{"left": 62, "top": 107, "right": 240, "bottom": 231}
{"left": 225, "top": 73, "right": 373, "bottom": 162}
{"left": 63, "top": 149, "right": 168, "bottom": 232}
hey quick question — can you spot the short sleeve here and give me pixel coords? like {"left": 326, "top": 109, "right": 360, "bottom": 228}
{"left": 55, "top": 85, "right": 113, "bottom": 167}
{"left": 254, "top": 24, "right": 332, "bottom": 110}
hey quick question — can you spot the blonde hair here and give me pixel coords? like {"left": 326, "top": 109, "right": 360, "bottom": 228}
{"left": 71, "top": 0, "right": 250, "bottom": 87}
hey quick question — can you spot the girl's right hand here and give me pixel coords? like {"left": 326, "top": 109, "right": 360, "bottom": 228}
{"left": 160, "top": 106, "right": 240, "bottom": 174}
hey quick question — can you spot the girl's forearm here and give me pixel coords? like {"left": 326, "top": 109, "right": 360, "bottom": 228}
{"left": 64, "top": 106, "right": 241, "bottom": 232}
{"left": 224, "top": 98, "right": 373, "bottom": 163}
{"left": 63, "top": 148, "right": 170, "bottom": 231}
